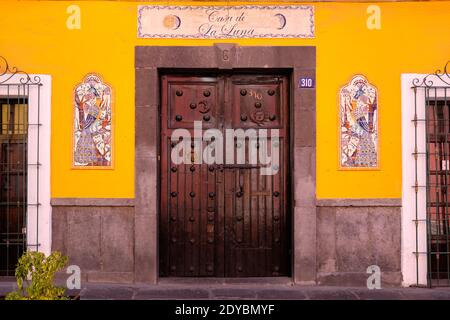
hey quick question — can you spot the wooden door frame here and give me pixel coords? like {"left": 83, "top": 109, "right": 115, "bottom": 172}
{"left": 135, "top": 44, "right": 316, "bottom": 284}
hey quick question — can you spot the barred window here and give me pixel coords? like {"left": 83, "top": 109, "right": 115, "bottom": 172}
{"left": 0, "top": 98, "right": 28, "bottom": 276}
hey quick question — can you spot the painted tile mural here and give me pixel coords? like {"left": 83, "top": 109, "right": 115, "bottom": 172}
{"left": 340, "top": 75, "right": 378, "bottom": 168}
{"left": 73, "top": 74, "right": 112, "bottom": 168}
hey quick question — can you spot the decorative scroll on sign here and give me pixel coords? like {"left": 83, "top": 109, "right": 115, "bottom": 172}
{"left": 137, "top": 6, "right": 314, "bottom": 39}
{"left": 340, "top": 75, "right": 378, "bottom": 169}
{"left": 73, "top": 74, "right": 112, "bottom": 168}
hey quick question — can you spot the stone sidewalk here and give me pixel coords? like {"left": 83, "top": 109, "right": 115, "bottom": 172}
{"left": 2, "top": 279, "right": 450, "bottom": 300}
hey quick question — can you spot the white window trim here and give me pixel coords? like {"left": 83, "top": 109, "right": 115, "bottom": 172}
{"left": 0, "top": 74, "right": 52, "bottom": 256}
{"left": 401, "top": 73, "right": 450, "bottom": 286}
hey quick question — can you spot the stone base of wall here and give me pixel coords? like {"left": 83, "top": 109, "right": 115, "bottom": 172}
{"left": 51, "top": 198, "right": 135, "bottom": 284}
{"left": 51, "top": 197, "right": 402, "bottom": 286}
{"left": 316, "top": 199, "right": 402, "bottom": 287}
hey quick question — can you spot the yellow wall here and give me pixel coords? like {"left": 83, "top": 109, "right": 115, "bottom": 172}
{"left": 0, "top": 0, "right": 449, "bottom": 199}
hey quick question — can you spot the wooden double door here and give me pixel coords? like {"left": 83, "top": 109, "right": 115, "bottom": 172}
{"left": 160, "top": 73, "right": 290, "bottom": 277}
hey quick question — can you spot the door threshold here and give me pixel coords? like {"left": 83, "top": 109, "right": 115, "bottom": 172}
{"left": 158, "top": 277, "right": 293, "bottom": 286}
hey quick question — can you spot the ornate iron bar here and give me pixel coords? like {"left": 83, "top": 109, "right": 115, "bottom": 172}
{"left": 413, "top": 61, "right": 450, "bottom": 88}
{"left": 0, "top": 56, "right": 41, "bottom": 276}
{"left": 412, "top": 61, "right": 450, "bottom": 287}
{"left": 0, "top": 56, "right": 41, "bottom": 86}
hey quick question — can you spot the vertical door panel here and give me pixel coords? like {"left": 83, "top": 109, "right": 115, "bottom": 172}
{"left": 224, "top": 75, "right": 290, "bottom": 277}
{"left": 160, "top": 76, "right": 224, "bottom": 277}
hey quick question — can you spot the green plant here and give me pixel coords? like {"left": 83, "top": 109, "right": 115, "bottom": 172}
{"left": 6, "top": 251, "right": 69, "bottom": 300}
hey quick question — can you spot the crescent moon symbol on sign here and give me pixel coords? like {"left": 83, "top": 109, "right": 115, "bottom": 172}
{"left": 173, "top": 15, "right": 181, "bottom": 30}
{"left": 274, "top": 13, "right": 286, "bottom": 30}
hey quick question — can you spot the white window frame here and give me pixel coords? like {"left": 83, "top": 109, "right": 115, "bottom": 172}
{"left": 0, "top": 74, "right": 52, "bottom": 256}
{"left": 401, "top": 73, "right": 450, "bottom": 286}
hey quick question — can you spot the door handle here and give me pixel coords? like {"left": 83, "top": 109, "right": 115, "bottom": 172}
{"left": 236, "top": 172, "right": 244, "bottom": 197}
{"left": 236, "top": 186, "right": 243, "bottom": 197}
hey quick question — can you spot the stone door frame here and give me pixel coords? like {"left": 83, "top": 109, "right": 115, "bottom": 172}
{"left": 135, "top": 44, "right": 316, "bottom": 284}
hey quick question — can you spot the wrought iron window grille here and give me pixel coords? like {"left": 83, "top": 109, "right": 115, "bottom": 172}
{"left": 412, "top": 61, "right": 450, "bottom": 287}
{"left": 0, "top": 56, "right": 42, "bottom": 276}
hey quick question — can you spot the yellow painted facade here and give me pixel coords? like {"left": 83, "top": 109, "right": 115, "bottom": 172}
{"left": 0, "top": 0, "right": 449, "bottom": 199}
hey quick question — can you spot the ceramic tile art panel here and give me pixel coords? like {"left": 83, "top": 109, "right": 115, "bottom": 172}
{"left": 340, "top": 75, "right": 378, "bottom": 168}
{"left": 73, "top": 74, "right": 112, "bottom": 168}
